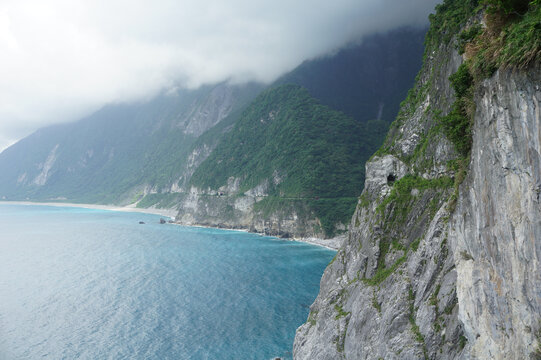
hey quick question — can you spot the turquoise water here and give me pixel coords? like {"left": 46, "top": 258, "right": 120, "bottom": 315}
{"left": 0, "top": 204, "right": 334, "bottom": 359}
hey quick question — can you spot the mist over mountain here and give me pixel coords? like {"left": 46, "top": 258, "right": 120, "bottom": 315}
{"left": 0, "top": 0, "right": 439, "bottom": 151}
{"left": 277, "top": 27, "right": 426, "bottom": 124}
{"left": 0, "top": 27, "right": 426, "bottom": 237}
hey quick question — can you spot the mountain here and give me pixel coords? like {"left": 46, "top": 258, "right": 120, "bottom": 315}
{"left": 294, "top": 0, "right": 541, "bottom": 358}
{"left": 0, "top": 82, "right": 262, "bottom": 203}
{"left": 179, "top": 84, "right": 388, "bottom": 236}
{"left": 276, "top": 27, "right": 427, "bottom": 124}
{"left": 0, "top": 27, "right": 427, "bottom": 238}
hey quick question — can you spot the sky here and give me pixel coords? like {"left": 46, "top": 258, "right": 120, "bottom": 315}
{"left": 0, "top": 0, "right": 440, "bottom": 152}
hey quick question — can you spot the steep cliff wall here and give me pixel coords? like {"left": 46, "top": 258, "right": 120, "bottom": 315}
{"left": 294, "top": 33, "right": 466, "bottom": 360}
{"left": 174, "top": 185, "right": 323, "bottom": 239}
{"left": 450, "top": 68, "right": 541, "bottom": 359}
{"left": 294, "top": 1, "right": 541, "bottom": 358}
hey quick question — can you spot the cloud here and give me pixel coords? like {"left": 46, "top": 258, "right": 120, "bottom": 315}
{"left": 0, "top": 0, "right": 440, "bottom": 151}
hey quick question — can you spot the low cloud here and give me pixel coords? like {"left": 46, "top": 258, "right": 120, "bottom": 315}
{"left": 0, "top": 0, "right": 440, "bottom": 151}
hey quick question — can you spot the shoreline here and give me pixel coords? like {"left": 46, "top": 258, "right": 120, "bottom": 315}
{"left": 0, "top": 200, "right": 178, "bottom": 218}
{"left": 174, "top": 222, "right": 342, "bottom": 250}
{"left": 0, "top": 201, "right": 341, "bottom": 250}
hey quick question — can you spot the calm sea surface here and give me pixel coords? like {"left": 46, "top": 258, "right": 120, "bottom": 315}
{"left": 0, "top": 204, "right": 334, "bottom": 359}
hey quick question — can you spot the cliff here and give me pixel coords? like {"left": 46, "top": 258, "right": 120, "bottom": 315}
{"left": 294, "top": 1, "right": 541, "bottom": 358}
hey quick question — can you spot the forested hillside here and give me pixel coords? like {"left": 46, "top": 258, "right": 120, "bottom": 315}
{"left": 190, "top": 84, "right": 388, "bottom": 235}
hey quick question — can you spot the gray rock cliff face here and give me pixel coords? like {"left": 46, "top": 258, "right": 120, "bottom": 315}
{"left": 294, "top": 39, "right": 466, "bottom": 360}
{"left": 450, "top": 68, "right": 541, "bottom": 359}
{"left": 174, "top": 181, "right": 324, "bottom": 240}
{"left": 180, "top": 84, "right": 236, "bottom": 137}
{"left": 294, "top": 36, "right": 541, "bottom": 360}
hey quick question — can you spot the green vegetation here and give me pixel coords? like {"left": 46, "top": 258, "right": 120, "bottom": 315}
{"left": 363, "top": 253, "right": 407, "bottom": 286}
{"left": 252, "top": 197, "right": 309, "bottom": 218}
{"left": 425, "top": 0, "right": 482, "bottom": 53}
{"left": 444, "top": 297, "right": 458, "bottom": 315}
{"left": 334, "top": 304, "right": 351, "bottom": 320}
{"left": 465, "top": 0, "right": 541, "bottom": 77}
{"left": 409, "top": 288, "right": 429, "bottom": 359}
{"left": 485, "top": 0, "right": 533, "bottom": 15}
{"left": 357, "top": 175, "right": 453, "bottom": 287}
{"left": 376, "top": 175, "right": 454, "bottom": 222}
{"left": 457, "top": 25, "right": 484, "bottom": 54}
{"left": 533, "top": 327, "right": 541, "bottom": 359}
{"left": 459, "top": 335, "right": 468, "bottom": 349}
{"left": 411, "top": 238, "right": 422, "bottom": 252}
{"left": 441, "top": 63, "right": 474, "bottom": 157}
{"left": 430, "top": 284, "right": 441, "bottom": 307}
{"left": 0, "top": 83, "right": 261, "bottom": 205}
{"left": 307, "top": 310, "right": 318, "bottom": 327}
{"left": 191, "top": 84, "right": 388, "bottom": 236}
{"left": 372, "top": 289, "right": 382, "bottom": 313}
{"left": 136, "top": 193, "right": 182, "bottom": 209}
{"left": 276, "top": 28, "right": 426, "bottom": 126}
{"left": 309, "top": 198, "right": 357, "bottom": 236}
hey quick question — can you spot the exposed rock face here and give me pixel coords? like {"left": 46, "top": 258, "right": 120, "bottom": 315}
{"left": 450, "top": 68, "right": 541, "bottom": 359}
{"left": 32, "top": 144, "right": 59, "bottom": 186}
{"left": 294, "top": 23, "right": 541, "bottom": 360}
{"left": 175, "top": 183, "right": 324, "bottom": 240}
{"left": 294, "top": 39, "right": 466, "bottom": 359}
{"left": 181, "top": 83, "right": 236, "bottom": 137}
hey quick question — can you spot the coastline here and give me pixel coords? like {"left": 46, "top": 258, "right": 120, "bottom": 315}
{"left": 175, "top": 222, "right": 342, "bottom": 250}
{"left": 0, "top": 201, "right": 178, "bottom": 218}
{"left": 0, "top": 201, "right": 341, "bottom": 250}
{"left": 290, "top": 235, "right": 343, "bottom": 251}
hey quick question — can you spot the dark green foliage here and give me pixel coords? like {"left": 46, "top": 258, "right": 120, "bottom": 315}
{"left": 411, "top": 238, "right": 422, "bottom": 252}
{"left": 469, "top": 0, "right": 541, "bottom": 76}
{"left": 457, "top": 25, "right": 484, "bottom": 54}
{"left": 372, "top": 290, "right": 382, "bottom": 313}
{"left": 441, "top": 64, "right": 474, "bottom": 157}
{"left": 425, "top": 0, "right": 482, "bottom": 52}
{"left": 450, "top": 63, "right": 474, "bottom": 98}
{"left": 498, "top": 2, "right": 541, "bottom": 68}
{"left": 308, "top": 198, "right": 357, "bottom": 236}
{"left": 484, "top": 0, "right": 532, "bottom": 14}
{"left": 191, "top": 84, "right": 388, "bottom": 236}
{"left": 440, "top": 101, "right": 473, "bottom": 157}
{"left": 253, "top": 196, "right": 357, "bottom": 237}
{"left": 459, "top": 335, "right": 468, "bottom": 349}
{"left": 334, "top": 304, "right": 351, "bottom": 320}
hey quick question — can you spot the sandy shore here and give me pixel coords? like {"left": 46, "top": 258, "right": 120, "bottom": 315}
{"left": 0, "top": 201, "right": 178, "bottom": 218}
{"left": 291, "top": 235, "right": 344, "bottom": 250}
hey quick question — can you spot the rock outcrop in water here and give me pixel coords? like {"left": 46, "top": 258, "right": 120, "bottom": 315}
{"left": 294, "top": 1, "right": 541, "bottom": 358}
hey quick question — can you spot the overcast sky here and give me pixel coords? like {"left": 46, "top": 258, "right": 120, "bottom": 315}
{"left": 0, "top": 0, "right": 440, "bottom": 151}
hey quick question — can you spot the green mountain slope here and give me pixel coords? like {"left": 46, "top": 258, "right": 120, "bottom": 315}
{"left": 190, "top": 84, "right": 388, "bottom": 235}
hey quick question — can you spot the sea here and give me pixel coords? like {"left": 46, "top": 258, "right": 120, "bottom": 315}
{"left": 0, "top": 204, "right": 335, "bottom": 360}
